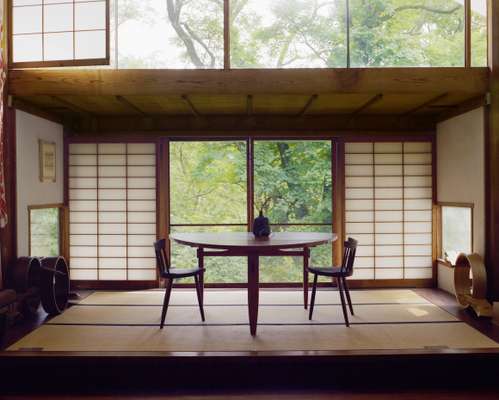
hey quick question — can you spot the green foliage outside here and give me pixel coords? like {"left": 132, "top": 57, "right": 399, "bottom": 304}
{"left": 30, "top": 208, "right": 60, "bottom": 257}
{"left": 111, "top": 0, "right": 487, "bottom": 68}
{"left": 170, "top": 141, "right": 332, "bottom": 283}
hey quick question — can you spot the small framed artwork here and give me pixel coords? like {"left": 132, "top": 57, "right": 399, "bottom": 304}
{"left": 39, "top": 140, "right": 56, "bottom": 183}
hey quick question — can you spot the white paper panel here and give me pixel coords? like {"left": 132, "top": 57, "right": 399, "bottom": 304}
{"left": 404, "top": 256, "right": 432, "bottom": 268}
{"left": 99, "top": 189, "right": 126, "bottom": 200}
{"left": 99, "top": 200, "right": 126, "bottom": 212}
{"left": 376, "top": 246, "right": 403, "bottom": 256}
{"left": 99, "top": 178, "right": 126, "bottom": 188}
{"left": 98, "top": 166, "right": 126, "bottom": 177}
{"left": 98, "top": 143, "right": 126, "bottom": 154}
{"left": 404, "top": 268, "right": 432, "bottom": 279}
{"left": 70, "top": 189, "right": 97, "bottom": 200}
{"left": 75, "top": 30, "right": 107, "bottom": 59}
{"left": 128, "top": 200, "right": 156, "bottom": 212}
{"left": 99, "top": 235, "right": 127, "bottom": 246}
{"left": 405, "top": 233, "right": 432, "bottom": 245}
{"left": 69, "top": 166, "right": 97, "bottom": 177}
{"left": 345, "top": 142, "right": 372, "bottom": 153}
{"left": 356, "top": 245, "right": 374, "bottom": 257}
{"left": 128, "top": 258, "right": 156, "bottom": 269}
{"left": 128, "top": 247, "right": 155, "bottom": 258}
{"left": 70, "top": 235, "right": 97, "bottom": 246}
{"left": 345, "top": 153, "right": 373, "bottom": 165}
{"left": 374, "top": 153, "right": 402, "bottom": 164}
{"left": 75, "top": 1, "right": 106, "bottom": 30}
{"left": 345, "top": 177, "right": 373, "bottom": 188}
{"left": 404, "top": 176, "right": 432, "bottom": 187}
{"left": 374, "top": 142, "right": 402, "bottom": 153}
{"left": 345, "top": 188, "right": 373, "bottom": 199}
{"left": 128, "top": 270, "right": 157, "bottom": 280}
{"left": 99, "top": 224, "right": 127, "bottom": 234}
{"left": 351, "top": 269, "right": 375, "bottom": 280}
{"left": 354, "top": 257, "right": 374, "bottom": 268}
{"left": 345, "top": 211, "right": 373, "bottom": 223}
{"left": 404, "top": 199, "right": 432, "bottom": 210}
{"left": 404, "top": 187, "right": 432, "bottom": 199}
{"left": 375, "top": 233, "right": 403, "bottom": 245}
{"left": 375, "top": 165, "right": 402, "bottom": 176}
{"left": 346, "top": 222, "right": 374, "bottom": 234}
{"left": 128, "top": 178, "right": 156, "bottom": 189}
{"left": 71, "top": 246, "right": 97, "bottom": 257}
{"left": 345, "top": 165, "right": 373, "bottom": 177}
{"left": 375, "top": 222, "right": 403, "bottom": 233}
{"left": 404, "top": 153, "right": 432, "bottom": 164}
{"left": 99, "top": 259, "right": 126, "bottom": 269}
{"left": 99, "top": 212, "right": 126, "bottom": 223}
{"left": 404, "top": 142, "right": 432, "bottom": 153}
{"left": 375, "top": 176, "right": 403, "bottom": 187}
{"left": 374, "top": 199, "right": 403, "bottom": 210}
{"left": 70, "top": 224, "right": 97, "bottom": 234}
{"left": 375, "top": 257, "right": 403, "bottom": 268}
{"left": 128, "top": 143, "right": 156, "bottom": 154}
{"left": 69, "top": 178, "right": 97, "bottom": 189}
{"left": 70, "top": 258, "right": 97, "bottom": 269}
{"left": 100, "top": 247, "right": 127, "bottom": 258}
{"left": 404, "top": 221, "right": 432, "bottom": 233}
{"left": 13, "top": 35, "right": 43, "bottom": 62}
{"left": 128, "top": 235, "right": 157, "bottom": 246}
{"left": 128, "top": 154, "right": 156, "bottom": 165}
{"left": 405, "top": 245, "right": 432, "bottom": 256}
{"left": 128, "top": 189, "right": 156, "bottom": 200}
{"left": 375, "top": 188, "right": 402, "bottom": 199}
{"left": 347, "top": 234, "right": 374, "bottom": 245}
{"left": 404, "top": 164, "right": 432, "bottom": 176}
{"left": 70, "top": 155, "right": 96, "bottom": 165}
{"left": 14, "top": 1, "right": 43, "bottom": 6}
{"left": 70, "top": 200, "right": 97, "bottom": 211}
{"left": 375, "top": 210, "right": 403, "bottom": 222}
{"left": 345, "top": 199, "right": 373, "bottom": 211}
{"left": 376, "top": 269, "right": 403, "bottom": 279}
{"left": 70, "top": 211, "right": 97, "bottom": 223}
{"left": 128, "top": 224, "right": 156, "bottom": 235}
{"left": 70, "top": 270, "right": 98, "bottom": 280}
{"left": 128, "top": 212, "right": 156, "bottom": 223}
{"left": 44, "top": 3, "right": 73, "bottom": 31}
{"left": 99, "top": 270, "right": 127, "bottom": 281}
{"left": 98, "top": 154, "right": 126, "bottom": 165}
{"left": 70, "top": 143, "right": 97, "bottom": 154}
{"left": 128, "top": 166, "right": 156, "bottom": 177}
{"left": 405, "top": 210, "right": 432, "bottom": 222}
{"left": 13, "top": 5, "right": 42, "bottom": 34}
{"left": 44, "top": 32, "right": 73, "bottom": 61}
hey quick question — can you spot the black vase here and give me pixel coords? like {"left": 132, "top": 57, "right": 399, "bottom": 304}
{"left": 252, "top": 210, "right": 271, "bottom": 237}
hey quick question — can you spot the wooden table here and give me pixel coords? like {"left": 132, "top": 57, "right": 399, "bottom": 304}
{"left": 169, "top": 232, "right": 336, "bottom": 335}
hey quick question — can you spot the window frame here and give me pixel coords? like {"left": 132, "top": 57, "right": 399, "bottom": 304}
{"left": 28, "top": 203, "right": 67, "bottom": 258}
{"left": 8, "top": 0, "right": 110, "bottom": 69}
{"left": 438, "top": 202, "right": 474, "bottom": 262}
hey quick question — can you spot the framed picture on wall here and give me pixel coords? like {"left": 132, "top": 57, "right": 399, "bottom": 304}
{"left": 39, "top": 140, "right": 56, "bottom": 183}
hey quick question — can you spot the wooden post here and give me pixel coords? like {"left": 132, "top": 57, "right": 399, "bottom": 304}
{"left": 486, "top": 0, "right": 499, "bottom": 300}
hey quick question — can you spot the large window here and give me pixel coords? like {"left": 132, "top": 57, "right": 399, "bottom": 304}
{"left": 441, "top": 204, "right": 472, "bottom": 263}
{"left": 29, "top": 205, "right": 62, "bottom": 257}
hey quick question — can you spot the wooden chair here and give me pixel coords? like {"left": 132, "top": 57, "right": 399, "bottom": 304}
{"left": 154, "top": 239, "right": 205, "bottom": 329}
{"left": 307, "top": 237, "right": 358, "bottom": 327}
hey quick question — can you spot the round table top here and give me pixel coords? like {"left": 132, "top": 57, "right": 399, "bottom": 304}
{"left": 170, "top": 232, "right": 336, "bottom": 250}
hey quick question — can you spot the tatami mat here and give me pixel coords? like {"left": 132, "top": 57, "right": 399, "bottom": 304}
{"left": 7, "top": 289, "right": 499, "bottom": 352}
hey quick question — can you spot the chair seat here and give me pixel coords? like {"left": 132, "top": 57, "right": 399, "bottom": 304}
{"left": 161, "top": 267, "right": 205, "bottom": 279}
{"left": 307, "top": 266, "right": 352, "bottom": 277}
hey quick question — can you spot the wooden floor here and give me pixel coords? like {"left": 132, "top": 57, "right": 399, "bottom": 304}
{"left": 1, "top": 288, "right": 498, "bottom": 396}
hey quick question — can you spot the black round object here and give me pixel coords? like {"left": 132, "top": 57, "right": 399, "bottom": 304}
{"left": 40, "top": 257, "right": 70, "bottom": 315}
{"left": 10, "top": 257, "right": 42, "bottom": 293}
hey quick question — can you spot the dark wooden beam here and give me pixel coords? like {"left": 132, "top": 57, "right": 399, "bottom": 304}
{"left": 350, "top": 93, "right": 383, "bottom": 115}
{"left": 437, "top": 95, "right": 487, "bottom": 122}
{"left": 297, "top": 94, "right": 318, "bottom": 116}
{"left": 247, "top": 95, "right": 253, "bottom": 116}
{"left": 8, "top": 68, "right": 490, "bottom": 96}
{"left": 486, "top": 0, "right": 499, "bottom": 301}
{"left": 11, "top": 97, "right": 63, "bottom": 124}
{"left": 181, "top": 95, "right": 201, "bottom": 117}
{"left": 51, "top": 96, "right": 92, "bottom": 116}
{"left": 403, "top": 93, "right": 449, "bottom": 116}
{"left": 115, "top": 95, "right": 147, "bottom": 115}
{"left": 72, "top": 114, "right": 436, "bottom": 134}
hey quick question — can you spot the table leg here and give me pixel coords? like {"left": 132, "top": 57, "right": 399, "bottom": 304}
{"left": 248, "top": 253, "right": 259, "bottom": 336}
{"left": 197, "top": 247, "right": 204, "bottom": 303}
{"left": 303, "top": 247, "right": 310, "bottom": 309}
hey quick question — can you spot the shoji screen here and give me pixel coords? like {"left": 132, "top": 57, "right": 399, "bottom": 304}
{"left": 345, "top": 141, "right": 433, "bottom": 280}
{"left": 69, "top": 143, "right": 157, "bottom": 281}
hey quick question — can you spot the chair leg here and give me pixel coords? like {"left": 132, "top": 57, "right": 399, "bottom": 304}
{"left": 337, "top": 277, "right": 350, "bottom": 327}
{"left": 160, "top": 278, "right": 173, "bottom": 329}
{"left": 308, "top": 274, "right": 318, "bottom": 320}
{"left": 342, "top": 277, "right": 354, "bottom": 315}
{"left": 194, "top": 275, "right": 205, "bottom": 322}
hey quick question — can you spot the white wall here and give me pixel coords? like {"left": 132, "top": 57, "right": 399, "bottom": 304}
{"left": 16, "top": 110, "right": 64, "bottom": 257}
{"left": 436, "top": 107, "right": 485, "bottom": 292}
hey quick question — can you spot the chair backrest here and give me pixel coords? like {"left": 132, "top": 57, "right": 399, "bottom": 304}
{"left": 154, "top": 239, "right": 170, "bottom": 275}
{"left": 341, "top": 237, "right": 358, "bottom": 276}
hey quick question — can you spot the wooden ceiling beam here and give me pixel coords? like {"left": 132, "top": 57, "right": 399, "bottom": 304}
{"left": 181, "top": 95, "right": 201, "bottom": 117}
{"left": 403, "top": 93, "right": 449, "bottom": 116}
{"left": 297, "top": 94, "right": 318, "bottom": 117}
{"left": 8, "top": 68, "right": 489, "bottom": 96}
{"left": 115, "top": 95, "right": 147, "bottom": 115}
{"left": 351, "top": 93, "right": 383, "bottom": 115}
{"left": 51, "top": 96, "right": 93, "bottom": 116}
{"left": 437, "top": 94, "right": 487, "bottom": 122}
{"left": 247, "top": 95, "right": 253, "bottom": 116}
{"left": 11, "top": 97, "right": 63, "bottom": 124}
